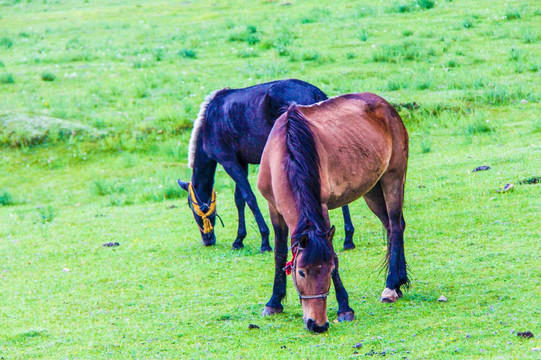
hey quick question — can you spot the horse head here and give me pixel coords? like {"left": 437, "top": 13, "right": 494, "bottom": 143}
{"left": 178, "top": 180, "right": 217, "bottom": 246}
{"left": 289, "top": 226, "right": 336, "bottom": 333}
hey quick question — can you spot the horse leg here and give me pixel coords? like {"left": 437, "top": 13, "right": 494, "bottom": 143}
{"left": 364, "top": 183, "right": 407, "bottom": 299}
{"left": 318, "top": 204, "right": 355, "bottom": 321}
{"left": 363, "top": 182, "right": 390, "bottom": 234}
{"left": 232, "top": 163, "right": 248, "bottom": 249}
{"left": 262, "top": 205, "right": 289, "bottom": 316}
{"left": 398, "top": 214, "right": 407, "bottom": 296}
{"left": 379, "top": 176, "right": 408, "bottom": 303}
{"left": 332, "top": 254, "right": 355, "bottom": 322}
{"left": 221, "top": 159, "right": 272, "bottom": 252}
{"left": 341, "top": 206, "right": 356, "bottom": 250}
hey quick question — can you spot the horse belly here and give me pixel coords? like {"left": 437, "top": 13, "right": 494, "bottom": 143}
{"left": 237, "top": 133, "right": 268, "bottom": 164}
{"left": 326, "top": 169, "right": 384, "bottom": 209}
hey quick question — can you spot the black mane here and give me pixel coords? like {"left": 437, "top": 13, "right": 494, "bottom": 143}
{"left": 283, "top": 105, "right": 332, "bottom": 265}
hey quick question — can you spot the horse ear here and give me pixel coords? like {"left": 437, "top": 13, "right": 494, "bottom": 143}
{"left": 298, "top": 234, "right": 309, "bottom": 249}
{"left": 177, "top": 180, "right": 189, "bottom": 191}
{"left": 326, "top": 226, "right": 336, "bottom": 242}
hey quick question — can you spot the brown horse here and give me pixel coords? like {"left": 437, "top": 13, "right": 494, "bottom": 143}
{"left": 257, "top": 93, "right": 409, "bottom": 332}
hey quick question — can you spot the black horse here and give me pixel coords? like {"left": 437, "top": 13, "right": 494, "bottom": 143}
{"left": 178, "top": 79, "right": 356, "bottom": 252}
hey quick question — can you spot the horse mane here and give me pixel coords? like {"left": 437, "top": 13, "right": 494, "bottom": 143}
{"left": 187, "top": 89, "right": 221, "bottom": 168}
{"left": 283, "top": 104, "right": 332, "bottom": 265}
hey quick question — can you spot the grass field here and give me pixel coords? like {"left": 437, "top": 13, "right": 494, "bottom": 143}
{"left": 1, "top": 0, "right": 540, "bottom": 358}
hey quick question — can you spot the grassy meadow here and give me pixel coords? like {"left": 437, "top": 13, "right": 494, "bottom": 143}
{"left": 1, "top": 0, "right": 540, "bottom": 358}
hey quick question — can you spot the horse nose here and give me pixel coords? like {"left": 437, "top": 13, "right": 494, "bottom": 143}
{"left": 201, "top": 231, "right": 216, "bottom": 246}
{"left": 306, "top": 318, "right": 329, "bottom": 333}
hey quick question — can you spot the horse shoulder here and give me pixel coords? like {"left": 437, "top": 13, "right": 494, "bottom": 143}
{"left": 257, "top": 153, "right": 272, "bottom": 202}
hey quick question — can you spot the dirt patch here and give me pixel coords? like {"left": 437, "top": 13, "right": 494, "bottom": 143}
{"left": 102, "top": 242, "right": 120, "bottom": 247}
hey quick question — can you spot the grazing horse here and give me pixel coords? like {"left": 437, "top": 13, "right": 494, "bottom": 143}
{"left": 257, "top": 93, "right": 409, "bottom": 332}
{"left": 178, "top": 79, "right": 357, "bottom": 252}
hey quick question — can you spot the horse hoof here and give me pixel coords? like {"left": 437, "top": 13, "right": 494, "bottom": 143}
{"left": 262, "top": 306, "right": 282, "bottom": 316}
{"left": 396, "top": 288, "right": 403, "bottom": 298}
{"left": 337, "top": 311, "right": 355, "bottom": 322}
{"left": 380, "top": 288, "right": 398, "bottom": 303}
{"left": 343, "top": 242, "right": 356, "bottom": 251}
{"left": 260, "top": 245, "right": 273, "bottom": 253}
{"left": 232, "top": 242, "right": 244, "bottom": 250}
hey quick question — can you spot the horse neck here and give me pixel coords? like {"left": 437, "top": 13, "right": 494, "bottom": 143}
{"left": 191, "top": 144, "right": 217, "bottom": 203}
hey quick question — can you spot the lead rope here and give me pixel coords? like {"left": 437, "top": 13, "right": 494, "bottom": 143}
{"left": 187, "top": 182, "right": 217, "bottom": 234}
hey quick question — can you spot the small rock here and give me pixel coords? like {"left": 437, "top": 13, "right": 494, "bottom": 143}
{"left": 497, "top": 183, "right": 514, "bottom": 193}
{"left": 466, "top": 334, "right": 471, "bottom": 338}
{"left": 248, "top": 324, "right": 260, "bottom": 329}
{"left": 63, "top": 267, "right": 70, "bottom": 272}
{"left": 472, "top": 166, "right": 491, "bottom": 172}
{"left": 520, "top": 99, "right": 528, "bottom": 104}
{"left": 353, "top": 342, "right": 363, "bottom": 349}
{"left": 517, "top": 331, "right": 534, "bottom": 338}
{"left": 532, "top": 348, "right": 540, "bottom": 352}
{"left": 438, "top": 295, "right": 448, "bottom": 302}
{"left": 167, "top": 204, "right": 177, "bottom": 209}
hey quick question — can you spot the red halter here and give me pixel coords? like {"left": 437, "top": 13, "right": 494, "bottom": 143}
{"left": 284, "top": 244, "right": 299, "bottom": 275}
{"left": 283, "top": 242, "right": 330, "bottom": 301}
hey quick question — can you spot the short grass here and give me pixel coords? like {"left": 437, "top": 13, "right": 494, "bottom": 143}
{"left": 0, "top": 0, "right": 540, "bottom": 359}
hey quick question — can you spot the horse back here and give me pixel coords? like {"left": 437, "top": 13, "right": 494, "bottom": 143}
{"left": 201, "top": 79, "right": 327, "bottom": 165}
{"left": 299, "top": 93, "right": 408, "bottom": 209}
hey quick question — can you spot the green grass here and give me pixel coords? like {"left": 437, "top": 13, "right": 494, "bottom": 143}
{"left": 0, "top": 0, "right": 540, "bottom": 359}
{"left": 179, "top": 48, "right": 197, "bottom": 59}
{"left": 41, "top": 71, "right": 57, "bottom": 82}
{"left": 0, "top": 190, "right": 15, "bottom": 206}
{"left": 0, "top": 72, "right": 15, "bottom": 84}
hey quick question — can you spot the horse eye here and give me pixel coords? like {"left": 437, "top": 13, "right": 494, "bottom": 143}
{"left": 298, "top": 270, "right": 306, "bottom": 278}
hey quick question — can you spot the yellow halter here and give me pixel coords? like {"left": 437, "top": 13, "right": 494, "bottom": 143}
{"left": 188, "top": 183, "right": 216, "bottom": 234}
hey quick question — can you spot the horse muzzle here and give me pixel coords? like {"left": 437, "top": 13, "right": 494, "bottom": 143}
{"left": 201, "top": 231, "right": 216, "bottom": 246}
{"left": 305, "top": 318, "right": 329, "bottom": 333}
